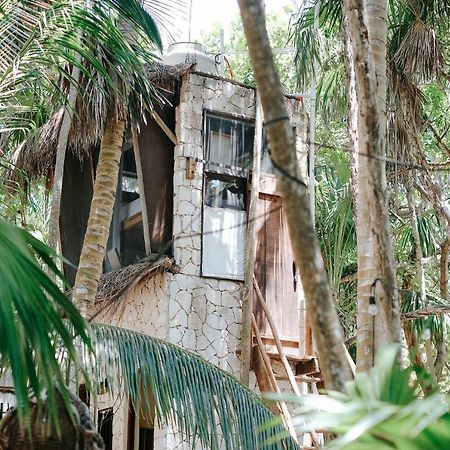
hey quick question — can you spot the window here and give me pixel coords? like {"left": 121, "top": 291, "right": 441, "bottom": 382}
{"left": 202, "top": 113, "right": 254, "bottom": 280}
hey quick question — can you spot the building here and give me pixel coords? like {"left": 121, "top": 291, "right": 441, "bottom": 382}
{"left": 5, "top": 48, "right": 319, "bottom": 449}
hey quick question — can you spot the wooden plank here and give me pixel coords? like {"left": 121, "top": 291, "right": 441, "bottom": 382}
{"left": 153, "top": 111, "right": 177, "bottom": 145}
{"left": 241, "top": 95, "right": 263, "bottom": 385}
{"left": 120, "top": 197, "right": 142, "bottom": 223}
{"left": 131, "top": 122, "right": 152, "bottom": 255}
{"left": 122, "top": 213, "right": 142, "bottom": 231}
{"left": 260, "top": 335, "right": 299, "bottom": 349}
{"left": 305, "top": 314, "right": 313, "bottom": 356}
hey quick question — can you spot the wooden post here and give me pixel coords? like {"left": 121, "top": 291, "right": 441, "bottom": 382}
{"left": 305, "top": 314, "right": 313, "bottom": 356}
{"left": 240, "top": 95, "right": 263, "bottom": 385}
{"left": 131, "top": 121, "right": 152, "bottom": 255}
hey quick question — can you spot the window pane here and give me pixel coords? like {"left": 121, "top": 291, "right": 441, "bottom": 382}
{"left": 205, "top": 114, "right": 254, "bottom": 172}
{"left": 204, "top": 177, "right": 246, "bottom": 210}
{"left": 202, "top": 204, "right": 246, "bottom": 280}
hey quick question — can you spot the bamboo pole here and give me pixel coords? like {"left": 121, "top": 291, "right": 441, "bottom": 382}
{"left": 252, "top": 314, "right": 298, "bottom": 443}
{"left": 240, "top": 95, "right": 263, "bottom": 385}
{"left": 131, "top": 122, "right": 152, "bottom": 255}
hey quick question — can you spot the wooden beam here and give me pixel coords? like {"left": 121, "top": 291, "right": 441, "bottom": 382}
{"left": 153, "top": 111, "right": 177, "bottom": 146}
{"left": 240, "top": 95, "right": 263, "bottom": 385}
{"left": 260, "top": 335, "right": 299, "bottom": 349}
{"left": 131, "top": 122, "right": 152, "bottom": 255}
{"left": 122, "top": 213, "right": 142, "bottom": 231}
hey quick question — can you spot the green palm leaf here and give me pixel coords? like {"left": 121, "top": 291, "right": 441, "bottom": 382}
{"left": 0, "top": 218, "right": 90, "bottom": 425}
{"left": 282, "top": 346, "right": 450, "bottom": 450}
{"left": 87, "top": 323, "right": 299, "bottom": 450}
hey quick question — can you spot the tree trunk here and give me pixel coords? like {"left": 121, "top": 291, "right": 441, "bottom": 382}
{"left": 342, "top": 5, "right": 359, "bottom": 228}
{"left": 440, "top": 239, "right": 450, "bottom": 301}
{"left": 406, "top": 181, "right": 437, "bottom": 380}
{"left": 73, "top": 108, "right": 125, "bottom": 315}
{"left": 342, "top": 0, "right": 401, "bottom": 372}
{"left": 48, "top": 63, "right": 81, "bottom": 256}
{"left": 238, "top": 0, "right": 353, "bottom": 392}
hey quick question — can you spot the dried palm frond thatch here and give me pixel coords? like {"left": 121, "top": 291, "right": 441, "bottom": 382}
{"left": 6, "top": 63, "right": 195, "bottom": 183}
{"left": 96, "top": 255, "right": 175, "bottom": 304}
{"left": 394, "top": 20, "right": 443, "bottom": 82}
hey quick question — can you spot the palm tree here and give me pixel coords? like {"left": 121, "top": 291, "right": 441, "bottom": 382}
{"left": 0, "top": 4, "right": 303, "bottom": 447}
{"left": 238, "top": 0, "right": 353, "bottom": 392}
{"left": 344, "top": 0, "right": 401, "bottom": 371}
{"left": 0, "top": 219, "right": 299, "bottom": 449}
{"left": 291, "top": 0, "right": 450, "bottom": 371}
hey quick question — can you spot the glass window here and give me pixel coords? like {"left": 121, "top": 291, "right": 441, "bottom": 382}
{"left": 204, "top": 113, "right": 254, "bottom": 173}
{"left": 202, "top": 113, "right": 254, "bottom": 280}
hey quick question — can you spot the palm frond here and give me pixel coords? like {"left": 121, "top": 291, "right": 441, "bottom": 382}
{"left": 0, "top": 218, "right": 90, "bottom": 425}
{"left": 278, "top": 346, "right": 450, "bottom": 450}
{"left": 87, "top": 323, "right": 299, "bottom": 450}
{"left": 393, "top": 19, "right": 443, "bottom": 82}
{"left": 0, "top": 0, "right": 166, "bottom": 146}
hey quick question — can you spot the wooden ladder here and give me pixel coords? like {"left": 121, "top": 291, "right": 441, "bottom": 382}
{"left": 251, "top": 275, "right": 321, "bottom": 448}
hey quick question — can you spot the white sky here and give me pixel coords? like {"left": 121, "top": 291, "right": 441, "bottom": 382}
{"left": 169, "top": 0, "right": 298, "bottom": 44}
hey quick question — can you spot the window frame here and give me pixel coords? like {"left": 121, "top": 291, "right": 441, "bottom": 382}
{"left": 200, "top": 110, "right": 256, "bottom": 281}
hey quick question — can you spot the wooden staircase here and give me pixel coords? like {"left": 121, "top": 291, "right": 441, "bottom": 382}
{"left": 250, "top": 275, "right": 322, "bottom": 448}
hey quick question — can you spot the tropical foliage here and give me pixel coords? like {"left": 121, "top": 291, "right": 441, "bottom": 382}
{"left": 0, "top": 218, "right": 90, "bottom": 424}
{"left": 290, "top": 0, "right": 450, "bottom": 376}
{"left": 87, "top": 324, "right": 298, "bottom": 450}
{"left": 283, "top": 346, "right": 450, "bottom": 449}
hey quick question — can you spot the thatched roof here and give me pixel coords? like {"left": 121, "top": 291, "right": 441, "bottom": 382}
{"left": 96, "top": 254, "right": 176, "bottom": 304}
{"left": 7, "top": 63, "right": 195, "bottom": 182}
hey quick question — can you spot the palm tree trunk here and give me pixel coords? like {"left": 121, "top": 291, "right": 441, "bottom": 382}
{"left": 73, "top": 108, "right": 125, "bottom": 315}
{"left": 48, "top": 63, "right": 81, "bottom": 257}
{"left": 238, "top": 0, "right": 353, "bottom": 392}
{"left": 342, "top": 6, "right": 359, "bottom": 225}
{"left": 343, "top": 0, "right": 401, "bottom": 372}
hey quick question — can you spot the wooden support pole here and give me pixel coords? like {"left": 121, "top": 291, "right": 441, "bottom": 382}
{"left": 252, "top": 314, "right": 298, "bottom": 443}
{"left": 131, "top": 122, "right": 152, "bottom": 255}
{"left": 153, "top": 111, "right": 178, "bottom": 145}
{"left": 305, "top": 314, "right": 313, "bottom": 356}
{"left": 240, "top": 95, "right": 263, "bottom": 385}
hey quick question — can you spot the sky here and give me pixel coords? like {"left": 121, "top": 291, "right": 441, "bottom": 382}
{"left": 168, "top": 0, "right": 298, "bottom": 44}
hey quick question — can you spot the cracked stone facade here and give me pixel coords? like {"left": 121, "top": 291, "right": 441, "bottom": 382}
{"left": 94, "top": 71, "right": 307, "bottom": 450}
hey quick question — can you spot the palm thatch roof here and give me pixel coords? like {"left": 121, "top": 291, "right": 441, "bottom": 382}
{"left": 96, "top": 254, "right": 176, "bottom": 305}
{"left": 7, "top": 63, "right": 194, "bottom": 183}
